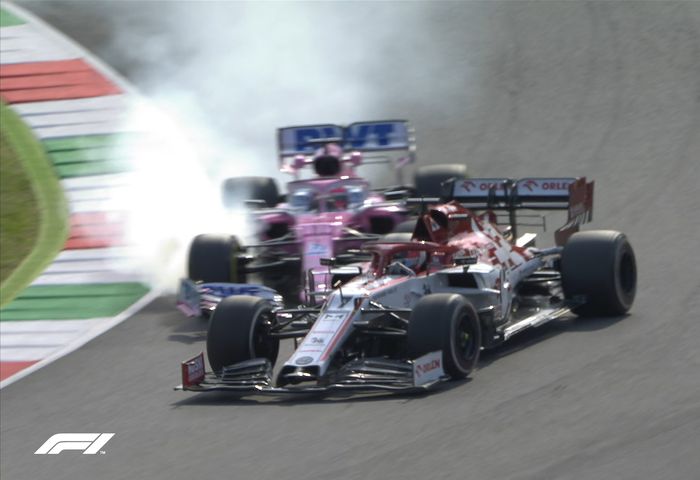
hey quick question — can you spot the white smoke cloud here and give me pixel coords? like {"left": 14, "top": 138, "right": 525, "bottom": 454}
{"left": 17, "top": 1, "right": 483, "bottom": 291}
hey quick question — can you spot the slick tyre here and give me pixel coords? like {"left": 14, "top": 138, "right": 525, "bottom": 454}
{"left": 414, "top": 164, "right": 468, "bottom": 198}
{"left": 206, "top": 295, "right": 280, "bottom": 372}
{"left": 561, "top": 230, "right": 637, "bottom": 317}
{"left": 407, "top": 294, "right": 481, "bottom": 379}
{"left": 187, "top": 234, "right": 244, "bottom": 283}
{"left": 222, "top": 176, "right": 279, "bottom": 208}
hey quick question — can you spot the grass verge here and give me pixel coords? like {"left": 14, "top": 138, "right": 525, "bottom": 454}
{"left": 0, "top": 102, "right": 68, "bottom": 306}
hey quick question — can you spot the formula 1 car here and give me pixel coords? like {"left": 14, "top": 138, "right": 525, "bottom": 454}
{"left": 179, "top": 120, "right": 468, "bottom": 310}
{"left": 176, "top": 176, "right": 637, "bottom": 395}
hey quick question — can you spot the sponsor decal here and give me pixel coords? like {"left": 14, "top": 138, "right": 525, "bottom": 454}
{"left": 280, "top": 121, "right": 409, "bottom": 155}
{"left": 413, "top": 351, "right": 445, "bottom": 386}
{"left": 520, "top": 179, "right": 538, "bottom": 192}
{"left": 461, "top": 180, "right": 477, "bottom": 192}
{"left": 415, "top": 359, "right": 441, "bottom": 377}
{"left": 321, "top": 312, "right": 348, "bottom": 322}
{"left": 462, "top": 180, "right": 505, "bottom": 191}
{"left": 310, "top": 336, "right": 325, "bottom": 345}
{"left": 285, "top": 125, "right": 343, "bottom": 154}
{"left": 455, "top": 179, "right": 508, "bottom": 197}
{"left": 295, "top": 356, "right": 314, "bottom": 365}
{"left": 540, "top": 181, "right": 572, "bottom": 191}
{"left": 202, "top": 283, "right": 272, "bottom": 298}
{"left": 517, "top": 178, "right": 575, "bottom": 196}
{"left": 345, "top": 122, "right": 397, "bottom": 148}
{"left": 185, "top": 356, "right": 205, "bottom": 385}
{"left": 306, "top": 242, "right": 331, "bottom": 257}
{"left": 35, "top": 434, "right": 114, "bottom": 455}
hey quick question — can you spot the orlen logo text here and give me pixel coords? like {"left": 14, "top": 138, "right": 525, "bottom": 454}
{"left": 460, "top": 180, "right": 505, "bottom": 192}
{"left": 520, "top": 179, "right": 573, "bottom": 192}
{"left": 35, "top": 433, "right": 114, "bottom": 455}
{"left": 415, "top": 358, "right": 441, "bottom": 378}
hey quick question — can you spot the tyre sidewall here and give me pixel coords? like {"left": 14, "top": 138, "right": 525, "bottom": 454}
{"left": 562, "top": 230, "right": 637, "bottom": 316}
{"left": 408, "top": 294, "right": 481, "bottom": 379}
{"left": 442, "top": 297, "right": 481, "bottom": 378}
{"left": 206, "top": 296, "right": 279, "bottom": 372}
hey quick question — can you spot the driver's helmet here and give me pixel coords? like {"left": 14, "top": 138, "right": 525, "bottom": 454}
{"left": 313, "top": 144, "right": 344, "bottom": 177}
{"left": 326, "top": 187, "right": 349, "bottom": 211}
{"left": 393, "top": 250, "right": 427, "bottom": 272}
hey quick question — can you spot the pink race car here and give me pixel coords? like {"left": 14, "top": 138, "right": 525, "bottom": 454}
{"left": 179, "top": 120, "right": 468, "bottom": 314}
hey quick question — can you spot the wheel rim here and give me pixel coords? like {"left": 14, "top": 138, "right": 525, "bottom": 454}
{"left": 455, "top": 314, "right": 478, "bottom": 365}
{"left": 252, "top": 310, "right": 277, "bottom": 360}
{"left": 619, "top": 250, "right": 636, "bottom": 296}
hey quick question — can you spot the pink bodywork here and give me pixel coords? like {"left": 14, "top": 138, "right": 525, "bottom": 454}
{"left": 256, "top": 175, "right": 408, "bottom": 300}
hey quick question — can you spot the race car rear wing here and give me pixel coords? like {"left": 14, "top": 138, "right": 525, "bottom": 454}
{"left": 443, "top": 177, "right": 594, "bottom": 245}
{"left": 277, "top": 120, "right": 416, "bottom": 170}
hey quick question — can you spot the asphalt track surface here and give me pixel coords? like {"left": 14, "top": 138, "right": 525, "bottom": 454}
{"left": 3, "top": 2, "right": 700, "bottom": 479}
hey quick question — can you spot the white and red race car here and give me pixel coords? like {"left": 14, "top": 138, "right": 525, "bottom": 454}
{"left": 176, "top": 176, "right": 637, "bottom": 395}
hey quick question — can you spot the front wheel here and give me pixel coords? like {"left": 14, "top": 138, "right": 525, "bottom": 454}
{"left": 206, "top": 296, "right": 280, "bottom": 372}
{"left": 407, "top": 293, "right": 481, "bottom": 379}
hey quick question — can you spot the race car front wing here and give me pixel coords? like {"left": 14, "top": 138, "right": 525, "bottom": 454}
{"left": 175, "top": 351, "right": 447, "bottom": 395}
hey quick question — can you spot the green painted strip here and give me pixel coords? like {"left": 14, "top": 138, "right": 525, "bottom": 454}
{"left": 0, "top": 103, "right": 69, "bottom": 307}
{"left": 0, "top": 283, "right": 149, "bottom": 321}
{"left": 0, "top": 7, "right": 25, "bottom": 27}
{"left": 43, "top": 134, "right": 140, "bottom": 153}
{"left": 48, "top": 148, "right": 122, "bottom": 165}
{"left": 54, "top": 161, "right": 132, "bottom": 178}
{"left": 15, "top": 283, "right": 148, "bottom": 298}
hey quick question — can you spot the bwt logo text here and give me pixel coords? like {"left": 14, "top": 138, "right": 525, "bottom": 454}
{"left": 35, "top": 433, "right": 114, "bottom": 455}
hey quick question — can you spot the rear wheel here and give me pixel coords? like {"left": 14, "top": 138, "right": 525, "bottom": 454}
{"left": 561, "top": 230, "right": 637, "bottom": 316}
{"left": 222, "top": 176, "right": 279, "bottom": 208}
{"left": 187, "top": 234, "right": 244, "bottom": 283}
{"left": 407, "top": 294, "right": 481, "bottom": 379}
{"left": 206, "top": 296, "right": 279, "bottom": 372}
{"left": 414, "top": 164, "right": 468, "bottom": 198}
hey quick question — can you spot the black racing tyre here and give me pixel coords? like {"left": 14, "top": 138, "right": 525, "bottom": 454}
{"left": 206, "top": 295, "right": 280, "bottom": 372}
{"left": 561, "top": 230, "right": 637, "bottom": 317}
{"left": 187, "top": 234, "right": 244, "bottom": 283}
{"left": 414, "top": 164, "right": 468, "bottom": 198}
{"left": 393, "top": 219, "right": 417, "bottom": 234}
{"left": 407, "top": 293, "right": 481, "bottom": 379}
{"left": 222, "top": 176, "right": 279, "bottom": 208}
